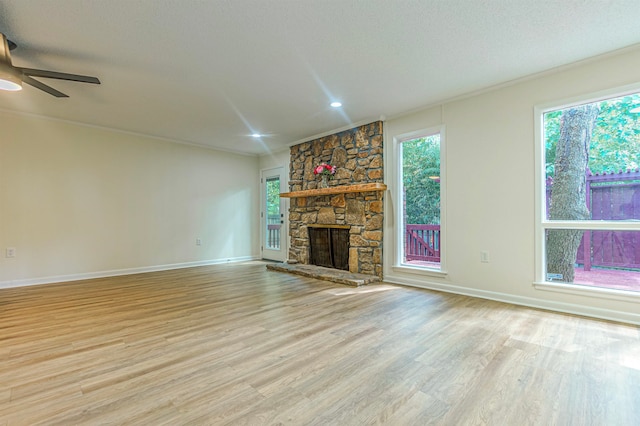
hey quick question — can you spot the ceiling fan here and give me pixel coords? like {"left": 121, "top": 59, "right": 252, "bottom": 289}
{"left": 0, "top": 32, "right": 100, "bottom": 97}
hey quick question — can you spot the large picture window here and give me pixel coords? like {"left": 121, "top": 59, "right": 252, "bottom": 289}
{"left": 537, "top": 90, "right": 640, "bottom": 295}
{"left": 398, "top": 129, "right": 444, "bottom": 271}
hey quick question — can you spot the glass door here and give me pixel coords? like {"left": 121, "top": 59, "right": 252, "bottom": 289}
{"left": 261, "top": 167, "right": 286, "bottom": 261}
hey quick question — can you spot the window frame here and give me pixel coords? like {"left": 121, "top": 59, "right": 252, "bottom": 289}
{"left": 393, "top": 125, "right": 447, "bottom": 276}
{"left": 533, "top": 85, "right": 640, "bottom": 301}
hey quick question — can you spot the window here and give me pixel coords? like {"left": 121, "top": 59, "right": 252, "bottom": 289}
{"left": 265, "top": 176, "right": 281, "bottom": 250}
{"left": 398, "top": 129, "right": 444, "bottom": 271}
{"left": 537, "top": 90, "right": 640, "bottom": 295}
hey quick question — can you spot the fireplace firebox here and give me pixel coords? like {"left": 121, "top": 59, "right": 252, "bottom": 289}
{"left": 308, "top": 226, "right": 349, "bottom": 271}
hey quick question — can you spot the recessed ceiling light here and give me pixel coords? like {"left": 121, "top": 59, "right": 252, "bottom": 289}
{"left": 251, "top": 133, "right": 261, "bottom": 138}
{"left": 330, "top": 101, "right": 342, "bottom": 108}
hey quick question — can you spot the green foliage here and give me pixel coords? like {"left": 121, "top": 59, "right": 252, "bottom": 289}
{"left": 402, "top": 135, "right": 440, "bottom": 225}
{"left": 544, "top": 110, "right": 562, "bottom": 176}
{"left": 544, "top": 94, "right": 640, "bottom": 177}
{"left": 266, "top": 178, "right": 280, "bottom": 217}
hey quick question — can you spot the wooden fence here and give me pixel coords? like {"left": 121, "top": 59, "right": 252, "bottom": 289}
{"left": 575, "top": 170, "right": 640, "bottom": 270}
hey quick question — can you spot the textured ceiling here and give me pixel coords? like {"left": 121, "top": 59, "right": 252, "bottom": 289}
{"left": 1, "top": 0, "right": 640, "bottom": 155}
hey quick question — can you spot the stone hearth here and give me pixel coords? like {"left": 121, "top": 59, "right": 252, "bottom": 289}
{"left": 266, "top": 263, "right": 380, "bottom": 287}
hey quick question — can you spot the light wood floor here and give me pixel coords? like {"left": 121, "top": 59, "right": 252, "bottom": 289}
{"left": 1, "top": 262, "right": 639, "bottom": 425}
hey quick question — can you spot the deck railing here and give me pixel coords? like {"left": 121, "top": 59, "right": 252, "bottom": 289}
{"left": 266, "top": 215, "right": 281, "bottom": 249}
{"left": 405, "top": 224, "right": 440, "bottom": 262}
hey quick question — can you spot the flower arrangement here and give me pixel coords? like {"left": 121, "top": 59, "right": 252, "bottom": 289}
{"left": 314, "top": 162, "right": 336, "bottom": 188}
{"left": 313, "top": 163, "right": 337, "bottom": 177}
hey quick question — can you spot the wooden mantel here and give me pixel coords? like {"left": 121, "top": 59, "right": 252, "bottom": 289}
{"left": 280, "top": 182, "right": 387, "bottom": 198}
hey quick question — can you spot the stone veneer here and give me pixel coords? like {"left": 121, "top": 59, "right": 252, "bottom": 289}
{"left": 288, "top": 121, "right": 384, "bottom": 278}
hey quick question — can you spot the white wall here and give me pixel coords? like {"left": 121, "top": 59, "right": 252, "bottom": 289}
{"left": 0, "top": 112, "right": 260, "bottom": 287}
{"left": 259, "top": 148, "right": 290, "bottom": 173}
{"left": 384, "top": 46, "right": 640, "bottom": 324}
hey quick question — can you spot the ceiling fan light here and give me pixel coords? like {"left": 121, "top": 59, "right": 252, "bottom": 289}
{"left": 0, "top": 65, "right": 22, "bottom": 91}
{"left": 0, "top": 78, "right": 22, "bottom": 91}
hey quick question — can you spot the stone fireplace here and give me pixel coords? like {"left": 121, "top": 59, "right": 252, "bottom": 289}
{"left": 283, "top": 121, "right": 384, "bottom": 278}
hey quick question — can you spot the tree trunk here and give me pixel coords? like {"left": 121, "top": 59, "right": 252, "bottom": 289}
{"left": 546, "top": 105, "right": 599, "bottom": 282}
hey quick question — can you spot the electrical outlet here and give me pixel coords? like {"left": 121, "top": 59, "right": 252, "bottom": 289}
{"left": 196, "top": 238, "right": 202, "bottom": 246}
{"left": 6, "top": 247, "right": 16, "bottom": 258}
{"left": 480, "top": 251, "right": 490, "bottom": 263}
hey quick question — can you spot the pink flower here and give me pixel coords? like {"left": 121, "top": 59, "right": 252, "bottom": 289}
{"left": 313, "top": 162, "right": 337, "bottom": 176}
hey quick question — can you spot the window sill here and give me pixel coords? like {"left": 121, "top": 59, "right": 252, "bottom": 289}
{"left": 533, "top": 281, "right": 640, "bottom": 303}
{"left": 392, "top": 264, "right": 448, "bottom": 278}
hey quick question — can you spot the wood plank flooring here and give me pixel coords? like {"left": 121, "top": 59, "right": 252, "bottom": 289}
{"left": 0, "top": 261, "right": 639, "bottom": 425}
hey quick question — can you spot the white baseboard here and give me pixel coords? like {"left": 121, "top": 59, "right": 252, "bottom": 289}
{"left": 0, "top": 256, "right": 260, "bottom": 290}
{"left": 384, "top": 272, "right": 640, "bottom": 326}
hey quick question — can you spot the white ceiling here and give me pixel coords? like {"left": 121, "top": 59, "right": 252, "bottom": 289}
{"left": 2, "top": 1, "right": 640, "bottom": 155}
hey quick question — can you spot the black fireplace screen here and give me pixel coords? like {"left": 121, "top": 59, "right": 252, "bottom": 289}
{"left": 308, "top": 227, "right": 349, "bottom": 271}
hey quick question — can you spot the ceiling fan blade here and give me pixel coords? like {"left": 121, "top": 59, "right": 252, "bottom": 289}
{"left": 22, "top": 75, "right": 69, "bottom": 98}
{"left": 19, "top": 67, "right": 100, "bottom": 84}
